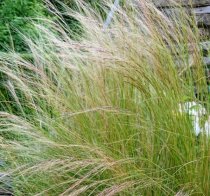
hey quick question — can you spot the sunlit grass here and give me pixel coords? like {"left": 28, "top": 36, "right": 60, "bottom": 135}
{"left": 0, "top": 0, "right": 209, "bottom": 195}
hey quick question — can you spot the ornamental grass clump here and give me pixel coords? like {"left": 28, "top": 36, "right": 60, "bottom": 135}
{"left": 0, "top": 0, "right": 209, "bottom": 195}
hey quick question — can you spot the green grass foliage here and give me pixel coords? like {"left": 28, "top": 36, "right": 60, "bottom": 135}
{"left": 0, "top": 0, "right": 47, "bottom": 52}
{"left": 0, "top": 1, "right": 209, "bottom": 195}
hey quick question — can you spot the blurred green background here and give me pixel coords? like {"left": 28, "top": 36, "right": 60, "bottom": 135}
{"left": 0, "top": 0, "right": 105, "bottom": 52}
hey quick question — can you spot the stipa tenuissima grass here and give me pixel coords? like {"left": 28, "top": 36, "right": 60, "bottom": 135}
{"left": 0, "top": 0, "right": 209, "bottom": 195}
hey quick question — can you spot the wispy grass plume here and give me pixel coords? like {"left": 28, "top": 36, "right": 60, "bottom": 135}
{"left": 0, "top": 0, "right": 209, "bottom": 195}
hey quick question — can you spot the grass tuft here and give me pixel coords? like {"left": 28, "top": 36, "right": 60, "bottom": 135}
{"left": 0, "top": 0, "right": 209, "bottom": 195}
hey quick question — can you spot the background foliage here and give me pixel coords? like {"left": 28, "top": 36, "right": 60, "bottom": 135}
{"left": 0, "top": 0, "right": 106, "bottom": 52}
{"left": 0, "top": 0, "right": 47, "bottom": 52}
